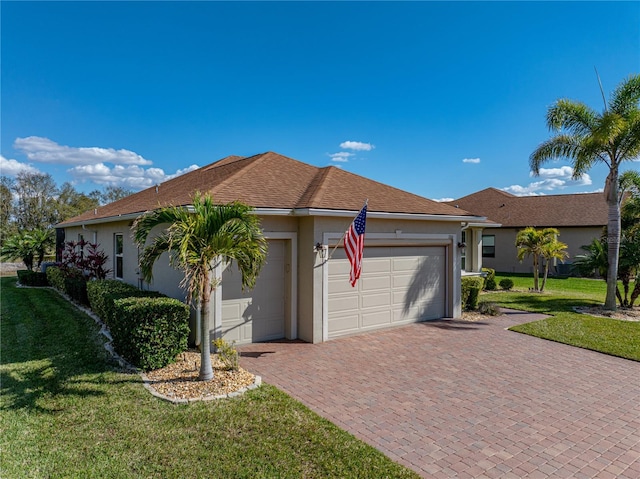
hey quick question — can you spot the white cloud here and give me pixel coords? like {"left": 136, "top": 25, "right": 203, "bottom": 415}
{"left": 14, "top": 136, "right": 152, "bottom": 166}
{"left": 328, "top": 152, "right": 354, "bottom": 163}
{"left": 503, "top": 164, "right": 593, "bottom": 195}
{"left": 462, "top": 158, "right": 480, "bottom": 164}
{"left": 535, "top": 166, "right": 592, "bottom": 186}
{"left": 433, "top": 197, "right": 454, "bottom": 202}
{"left": 166, "top": 164, "right": 200, "bottom": 180}
{"left": 340, "top": 141, "right": 375, "bottom": 151}
{"left": 67, "top": 162, "right": 200, "bottom": 190}
{"left": 0, "top": 155, "right": 41, "bottom": 176}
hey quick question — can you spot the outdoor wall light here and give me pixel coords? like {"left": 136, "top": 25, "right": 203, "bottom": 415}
{"left": 457, "top": 242, "right": 467, "bottom": 249}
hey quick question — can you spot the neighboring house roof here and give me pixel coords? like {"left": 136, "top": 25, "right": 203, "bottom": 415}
{"left": 447, "top": 187, "right": 608, "bottom": 228}
{"left": 59, "top": 151, "right": 480, "bottom": 226}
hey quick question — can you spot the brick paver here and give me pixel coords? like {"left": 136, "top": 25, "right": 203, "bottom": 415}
{"left": 239, "top": 310, "right": 640, "bottom": 478}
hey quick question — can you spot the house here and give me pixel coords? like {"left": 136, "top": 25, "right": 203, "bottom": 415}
{"left": 447, "top": 188, "right": 608, "bottom": 274}
{"left": 58, "top": 152, "right": 487, "bottom": 345}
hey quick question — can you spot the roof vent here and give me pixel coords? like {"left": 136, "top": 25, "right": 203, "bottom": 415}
{"left": 155, "top": 185, "right": 159, "bottom": 194}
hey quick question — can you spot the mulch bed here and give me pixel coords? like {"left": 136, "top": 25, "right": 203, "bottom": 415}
{"left": 143, "top": 350, "right": 256, "bottom": 401}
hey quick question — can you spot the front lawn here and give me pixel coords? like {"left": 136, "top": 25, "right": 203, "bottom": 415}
{"left": 484, "top": 274, "right": 640, "bottom": 361}
{"left": 0, "top": 277, "right": 418, "bottom": 479}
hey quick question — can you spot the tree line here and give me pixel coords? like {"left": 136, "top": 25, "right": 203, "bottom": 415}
{"left": 0, "top": 171, "right": 132, "bottom": 244}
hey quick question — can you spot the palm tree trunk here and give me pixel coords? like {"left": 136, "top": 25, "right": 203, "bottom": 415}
{"left": 533, "top": 255, "right": 539, "bottom": 291}
{"left": 199, "top": 275, "right": 214, "bottom": 381}
{"left": 630, "top": 280, "right": 640, "bottom": 307}
{"left": 541, "top": 260, "right": 549, "bottom": 292}
{"left": 604, "top": 170, "right": 620, "bottom": 310}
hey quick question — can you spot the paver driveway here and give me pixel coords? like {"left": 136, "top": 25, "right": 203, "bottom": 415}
{"left": 239, "top": 310, "right": 640, "bottom": 478}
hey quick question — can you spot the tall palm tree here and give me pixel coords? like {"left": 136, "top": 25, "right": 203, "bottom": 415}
{"left": 515, "top": 227, "right": 560, "bottom": 292}
{"left": 530, "top": 74, "right": 640, "bottom": 310}
{"left": 539, "top": 237, "right": 568, "bottom": 292}
{"left": 132, "top": 192, "right": 267, "bottom": 381}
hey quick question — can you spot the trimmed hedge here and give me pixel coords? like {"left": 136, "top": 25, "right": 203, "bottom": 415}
{"left": 499, "top": 278, "right": 514, "bottom": 291}
{"left": 482, "top": 268, "right": 496, "bottom": 290}
{"left": 64, "top": 274, "right": 89, "bottom": 305}
{"left": 87, "top": 279, "right": 140, "bottom": 321}
{"left": 110, "top": 297, "right": 190, "bottom": 371}
{"left": 46, "top": 266, "right": 66, "bottom": 292}
{"left": 87, "top": 279, "right": 166, "bottom": 326}
{"left": 17, "top": 270, "right": 49, "bottom": 287}
{"left": 461, "top": 276, "right": 484, "bottom": 311}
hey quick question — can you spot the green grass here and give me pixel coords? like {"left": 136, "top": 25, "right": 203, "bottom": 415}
{"left": 0, "top": 277, "right": 419, "bottom": 479}
{"left": 484, "top": 274, "right": 640, "bottom": 361}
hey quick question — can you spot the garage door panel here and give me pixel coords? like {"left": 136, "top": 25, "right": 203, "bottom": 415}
{"left": 328, "top": 294, "right": 359, "bottom": 313}
{"left": 330, "top": 314, "right": 360, "bottom": 335}
{"left": 360, "top": 275, "right": 391, "bottom": 291}
{"left": 221, "top": 239, "right": 286, "bottom": 344}
{"left": 362, "top": 310, "right": 392, "bottom": 328}
{"left": 361, "top": 257, "right": 392, "bottom": 273}
{"left": 329, "top": 277, "right": 353, "bottom": 294}
{"left": 361, "top": 291, "right": 392, "bottom": 309}
{"left": 328, "top": 245, "right": 446, "bottom": 339}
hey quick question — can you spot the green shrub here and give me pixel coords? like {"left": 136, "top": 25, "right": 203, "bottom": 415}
{"left": 461, "top": 276, "right": 484, "bottom": 311}
{"left": 16, "top": 270, "right": 49, "bottom": 287}
{"left": 481, "top": 268, "right": 495, "bottom": 290}
{"left": 213, "top": 338, "right": 239, "bottom": 371}
{"left": 485, "top": 278, "right": 497, "bottom": 291}
{"left": 110, "top": 297, "right": 190, "bottom": 371}
{"left": 499, "top": 278, "right": 514, "bottom": 291}
{"left": 478, "top": 301, "right": 501, "bottom": 316}
{"left": 87, "top": 279, "right": 140, "bottom": 320}
{"left": 46, "top": 266, "right": 66, "bottom": 292}
{"left": 64, "top": 274, "right": 89, "bottom": 305}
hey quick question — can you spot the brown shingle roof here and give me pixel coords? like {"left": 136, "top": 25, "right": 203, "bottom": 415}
{"left": 447, "top": 187, "right": 608, "bottom": 227}
{"left": 59, "top": 151, "right": 476, "bottom": 225}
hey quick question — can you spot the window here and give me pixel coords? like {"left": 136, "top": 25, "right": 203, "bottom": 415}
{"left": 460, "top": 231, "right": 466, "bottom": 270}
{"left": 482, "top": 235, "right": 495, "bottom": 258}
{"left": 115, "top": 234, "right": 124, "bottom": 279}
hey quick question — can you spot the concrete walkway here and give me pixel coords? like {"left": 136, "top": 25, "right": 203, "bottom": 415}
{"left": 239, "top": 310, "right": 640, "bottom": 478}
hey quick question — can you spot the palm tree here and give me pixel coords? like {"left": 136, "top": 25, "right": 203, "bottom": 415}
{"left": 539, "top": 237, "right": 568, "bottom": 292}
{"left": 132, "top": 192, "right": 267, "bottom": 381}
{"left": 572, "top": 237, "right": 608, "bottom": 280}
{"left": 530, "top": 74, "right": 640, "bottom": 310}
{"left": 515, "top": 227, "right": 560, "bottom": 292}
{"left": 619, "top": 170, "right": 640, "bottom": 306}
{"left": 0, "top": 228, "right": 54, "bottom": 271}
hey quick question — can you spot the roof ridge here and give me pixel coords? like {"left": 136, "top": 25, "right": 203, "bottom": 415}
{"left": 206, "top": 152, "right": 271, "bottom": 193}
{"left": 296, "top": 166, "right": 333, "bottom": 208}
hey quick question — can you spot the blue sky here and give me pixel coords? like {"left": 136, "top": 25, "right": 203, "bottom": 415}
{"left": 2, "top": 1, "right": 639, "bottom": 202}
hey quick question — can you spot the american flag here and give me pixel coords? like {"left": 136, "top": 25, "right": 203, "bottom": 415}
{"left": 344, "top": 203, "right": 367, "bottom": 287}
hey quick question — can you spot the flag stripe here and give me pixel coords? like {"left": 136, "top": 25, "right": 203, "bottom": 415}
{"left": 344, "top": 204, "right": 367, "bottom": 287}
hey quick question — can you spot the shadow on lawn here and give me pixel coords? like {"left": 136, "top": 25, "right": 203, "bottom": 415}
{"left": 0, "top": 277, "right": 139, "bottom": 414}
{"left": 484, "top": 292, "right": 601, "bottom": 314}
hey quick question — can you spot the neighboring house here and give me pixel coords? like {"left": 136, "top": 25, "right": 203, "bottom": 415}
{"left": 58, "top": 152, "right": 487, "bottom": 345}
{"left": 448, "top": 187, "right": 608, "bottom": 274}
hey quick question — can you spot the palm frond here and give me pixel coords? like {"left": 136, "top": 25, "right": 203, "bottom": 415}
{"left": 609, "top": 74, "right": 640, "bottom": 117}
{"left": 546, "top": 99, "right": 598, "bottom": 134}
{"left": 529, "top": 135, "right": 585, "bottom": 174}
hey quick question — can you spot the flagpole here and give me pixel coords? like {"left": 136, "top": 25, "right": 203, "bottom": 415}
{"left": 326, "top": 199, "right": 368, "bottom": 261}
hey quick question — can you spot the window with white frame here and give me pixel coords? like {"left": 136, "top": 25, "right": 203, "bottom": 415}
{"left": 461, "top": 231, "right": 466, "bottom": 270}
{"left": 482, "top": 234, "right": 495, "bottom": 258}
{"left": 114, "top": 233, "right": 124, "bottom": 279}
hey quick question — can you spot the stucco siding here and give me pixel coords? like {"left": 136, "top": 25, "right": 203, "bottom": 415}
{"left": 484, "top": 226, "right": 605, "bottom": 274}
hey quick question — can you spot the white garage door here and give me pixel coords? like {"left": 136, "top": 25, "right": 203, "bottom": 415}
{"left": 221, "top": 239, "right": 286, "bottom": 345}
{"left": 328, "top": 245, "right": 446, "bottom": 339}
